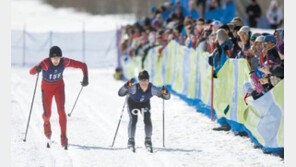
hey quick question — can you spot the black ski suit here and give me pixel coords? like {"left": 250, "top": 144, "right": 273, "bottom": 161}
{"left": 118, "top": 83, "right": 170, "bottom": 139}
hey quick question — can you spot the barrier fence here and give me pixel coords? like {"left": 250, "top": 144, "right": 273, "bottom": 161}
{"left": 119, "top": 39, "right": 284, "bottom": 153}
{"left": 11, "top": 27, "right": 117, "bottom": 68}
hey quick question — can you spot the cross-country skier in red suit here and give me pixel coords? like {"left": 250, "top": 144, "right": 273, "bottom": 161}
{"left": 29, "top": 46, "right": 89, "bottom": 149}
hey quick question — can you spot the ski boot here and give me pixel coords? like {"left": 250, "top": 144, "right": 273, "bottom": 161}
{"left": 145, "top": 137, "right": 153, "bottom": 153}
{"left": 44, "top": 122, "right": 52, "bottom": 148}
{"left": 44, "top": 122, "right": 52, "bottom": 139}
{"left": 61, "top": 135, "right": 68, "bottom": 150}
{"left": 212, "top": 124, "right": 231, "bottom": 131}
{"left": 127, "top": 138, "right": 135, "bottom": 152}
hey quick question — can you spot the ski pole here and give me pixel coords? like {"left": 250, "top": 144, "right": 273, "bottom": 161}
{"left": 111, "top": 97, "right": 127, "bottom": 147}
{"left": 163, "top": 98, "right": 165, "bottom": 148}
{"left": 23, "top": 72, "right": 40, "bottom": 142}
{"left": 68, "top": 86, "right": 84, "bottom": 117}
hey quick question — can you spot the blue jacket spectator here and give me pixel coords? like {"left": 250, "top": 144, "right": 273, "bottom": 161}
{"left": 186, "top": 0, "right": 199, "bottom": 19}
{"left": 188, "top": 9, "right": 200, "bottom": 19}
{"left": 161, "top": 2, "right": 172, "bottom": 21}
{"left": 213, "top": 29, "right": 232, "bottom": 73}
{"left": 220, "top": 0, "right": 236, "bottom": 24}
{"left": 205, "top": 0, "right": 223, "bottom": 21}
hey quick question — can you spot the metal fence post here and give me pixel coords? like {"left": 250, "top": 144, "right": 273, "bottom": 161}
{"left": 49, "top": 31, "right": 53, "bottom": 47}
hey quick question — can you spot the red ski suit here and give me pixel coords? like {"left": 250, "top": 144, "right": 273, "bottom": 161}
{"left": 30, "top": 57, "right": 88, "bottom": 139}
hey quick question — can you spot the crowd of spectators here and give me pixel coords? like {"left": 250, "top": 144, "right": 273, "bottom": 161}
{"left": 117, "top": 0, "right": 284, "bottom": 102}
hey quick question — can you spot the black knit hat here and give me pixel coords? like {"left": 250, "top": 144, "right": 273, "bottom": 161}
{"left": 138, "top": 70, "right": 150, "bottom": 81}
{"left": 49, "top": 46, "right": 62, "bottom": 58}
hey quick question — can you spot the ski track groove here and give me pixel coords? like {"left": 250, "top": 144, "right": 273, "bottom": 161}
{"left": 11, "top": 68, "right": 284, "bottom": 167}
{"left": 12, "top": 73, "right": 74, "bottom": 167}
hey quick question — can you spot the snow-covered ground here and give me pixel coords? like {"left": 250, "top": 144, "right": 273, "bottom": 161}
{"left": 11, "top": 68, "right": 284, "bottom": 167}
{"left": 11, "top": 0, "right": 135, "bottom": 32}
{"left": 11, "top": 0, "right": 284, "bottom": 166}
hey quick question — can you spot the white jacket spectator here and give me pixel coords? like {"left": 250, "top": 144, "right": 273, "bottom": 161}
{"left": 266, "top": 0, "right": 283, "bottom": 29}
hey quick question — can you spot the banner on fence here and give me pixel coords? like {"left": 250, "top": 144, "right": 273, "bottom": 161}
{"left": 119, "top": 40, "right": 284, "bottom": 152}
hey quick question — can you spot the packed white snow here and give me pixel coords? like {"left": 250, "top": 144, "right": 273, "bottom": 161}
{"left": 11, "top": 68, "right": 284, "bottom": 167}
{"left": 11, "top": 0, "right": 284, "bottom": 166}
{"left": 11, "top": 0, "right": 136, "bottom": 32}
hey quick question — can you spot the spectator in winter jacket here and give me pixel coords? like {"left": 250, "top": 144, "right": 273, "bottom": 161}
{"left": 196, "top": 26, "right": 213, "bottom": 50}
{"left": 262, "top": 35, "right": 281, "bottom": 64}
{"left": 29, "top": 46, "right": 89, "bottom": 149}
{"left": 194, "top": 18, "right": 205, "bottom": 36}
{"left": 220, "top": 0, "right": 236, "bottom": 24}
{"left": 205, "top": 0, "right": 223, "bottom": 21}
{"left": 190, "top": 18, "right": 205, "bottom": 48}
{"left": 175, "top": 3, "right": 185, "bottom": 23}
{"left": 230, "top": 25, "right": 242, "bottom": 57}
{"left": 249, "top": 35, "right": 264, "bottom": 71}
{"left": 211, "top": 20, "right": 223, "bottom": 32}
{"left": 161, "top": 2, "right": 172, "bottom": 21}
{"left": 266, "top": 0, "right": 283, "bottom": 29}
{"left": 237, "top": 26, "right": 251, "bottom": 58}
{"left": 152, "top": 14, "right": 164, "bottom": 30}
{"left": 246, "top": 0, "right": 262, "bottom": 28}
{"left": 220, "top": 24, "right": 236, "bottom": 58}
{"left": 201, "top": 31, "right": 217, "bottom": 53}
{"left": 230, "top": 17, "right": 245, "bottom": 27}
{"left": 250, "top": 33, "right": 260, "bottom": 46}
{"left": 212, "top": 29, "right": 231, "bottom": 74}
{"left": 274, "top": 28, "right": 284, "bottom": 44}
{"left": 259, "top": 40, "right": 284, "bottom": 88}
{"left": 187, "top": 0, "right": 200, "bottom": 19}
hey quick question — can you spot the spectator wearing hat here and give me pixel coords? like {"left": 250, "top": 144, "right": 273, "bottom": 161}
{"left": 230, "top": 17, "right": 244, "bottom": 27}
{"left": 274, "top": 28, "right": 284, "bottom": 44}
{"left": 211, "top": 29, "right": 232, "bottom": 74}
{"left": 246, "top": 0, "right": 262, "bottom": 28}
{"left": 262, "top": 35, "right": 281, "bottom": 64}
{"left": 250, "top": 33, "right": 260, "bottom": 46}
{"left": 237, "top": 26, "right": 251, "bottom": 58}
{"left": 246, "top": 33, "right": 261, "bottom": 67}
{"left": 259, "top": 40, "right": 284, "bottom": 89}
{"left": 227, "top": 17, "right": 244, "bottom": 34}
{"left": 152, "top": 14, "right": 164, "bottom": 30}
{"left": 250, "top": 35, "right": 264, "bottom": 58}
{"left": 248, "top": 35, "right": 264, "bottom": 72}
{"left": 211, "top": 20, "right": 223, "bottom": 32}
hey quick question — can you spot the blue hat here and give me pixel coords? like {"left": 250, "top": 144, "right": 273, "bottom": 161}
{"left": 150, "top": 6, "right": 157, "bottom": 12}
{"left": 263, "top": 35, "right": 277, "bottom": 44}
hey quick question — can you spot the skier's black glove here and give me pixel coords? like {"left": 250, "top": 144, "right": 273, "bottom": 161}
{"left": 213, "top": 72, "right": 217, "bottom": 78}
{"left": 35, "top": 65, "right": 42, "bottom": 73}
{"left": 161, "top": 86, "right": 168, "bottom": 95}
{"left": 124, "top": 78, "right": 135, "bottom": 88}
{"left": 81, "top": 75, "right": 88, "bottom": 87}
